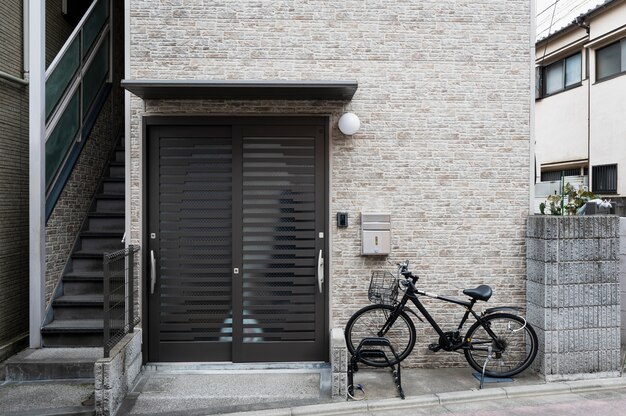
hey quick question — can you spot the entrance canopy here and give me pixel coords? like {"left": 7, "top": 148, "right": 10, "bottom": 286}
{"left": 121, "top": 79, "right": 358, "bottom": 101}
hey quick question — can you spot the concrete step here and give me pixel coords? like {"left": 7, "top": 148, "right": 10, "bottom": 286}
{"left": 3, "top": 348, "right": 102, "bottom": 381}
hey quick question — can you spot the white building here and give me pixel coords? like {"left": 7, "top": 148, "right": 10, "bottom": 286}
{"left": 535, "top": 0, "right": 626, "bottom": 215}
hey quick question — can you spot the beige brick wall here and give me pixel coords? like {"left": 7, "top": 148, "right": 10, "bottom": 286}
{"left": 0, "top": 0, "right": 29, "bottom": 349}
{"left": 128, "top": 0, "right": 531, "bottom": 367}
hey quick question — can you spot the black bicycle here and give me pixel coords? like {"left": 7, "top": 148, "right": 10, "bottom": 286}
{"left": 345, "top": 261, "right": 538, "bottom": 378}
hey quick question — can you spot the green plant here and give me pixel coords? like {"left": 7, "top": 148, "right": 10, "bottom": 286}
{"left": 539, "top": 202, "right": 546, "bottom": 215}
{"left": 542, "top": 183, "right": 596, "bottom": 216}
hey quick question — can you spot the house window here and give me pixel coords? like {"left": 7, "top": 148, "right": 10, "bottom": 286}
{"left": 541, "top": 52, "right": 582, "bottom": 96}
{"left": 541, "top": 168, "right": 583, "bottom": 182}
{"left": 596, "top": 39, "right": 626, "bottom": 81}
{"left": 592, "top": 164, "right": 618, "bottom": 194}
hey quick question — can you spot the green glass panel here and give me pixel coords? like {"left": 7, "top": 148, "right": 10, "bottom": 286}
{"left": 83, "top": 37, "right": 109, "bottom": 116}
{"left": 46, "top": 92, "right": 80, "bottom": 189}
{"left": 45, "top": 37, "right": 80, "bottom": 120}
{"left": 83, "top": 0, "right": 109, "bottom": 58}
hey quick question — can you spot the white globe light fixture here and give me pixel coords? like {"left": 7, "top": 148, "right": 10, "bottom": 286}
{"left": 338, "top": 112, "right": 360, "bottom": 136}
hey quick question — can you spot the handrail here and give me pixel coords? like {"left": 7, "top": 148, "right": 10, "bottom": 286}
{"left": 103, "top": 245, "right": 140, "bottom": 358}
{"left": 45, "top": 0, "right": 111, "bottom": 219}
{"left": 45, "top": 0, "right": 100, "bottom": 79}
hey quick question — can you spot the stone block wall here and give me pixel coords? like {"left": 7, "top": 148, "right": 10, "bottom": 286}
{"left": 95, "top": 330, "right": 142, "bottom": 416}
{"left": 0, "top": 0, "right": 29, "bottom": 356}
{"left": 128, "top": 0, "right": 531, "bottom": 367}
{"left": 527, "top": 215, "right": 621, "bottom": 380}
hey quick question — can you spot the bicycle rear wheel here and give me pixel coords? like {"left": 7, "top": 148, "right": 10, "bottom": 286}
{"left": 345, "top": 304, "right": 416, "bottom": 367}
{"left": 464, "top": 312, "right": 538, "bottom": 378}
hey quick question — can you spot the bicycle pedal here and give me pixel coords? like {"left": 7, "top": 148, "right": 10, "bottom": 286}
{"left": 428, "top": 343, "right": 441, "bottom": 352}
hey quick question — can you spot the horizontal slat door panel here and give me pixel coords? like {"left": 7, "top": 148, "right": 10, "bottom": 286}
{"left": 150, "top": 126, "right": 234, "bottom": 361}
{"left": 239, "top": 131, "right": 321, "bottom": 359}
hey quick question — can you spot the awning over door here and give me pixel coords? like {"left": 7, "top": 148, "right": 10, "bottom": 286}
{"left": 121, "top": 79, "right": 358, "bottom": 100}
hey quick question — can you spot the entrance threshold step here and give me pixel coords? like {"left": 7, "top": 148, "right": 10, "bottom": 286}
{"left": 3, "top": 348, "right": 102, "bottom": 381}
{"left": 143, "top": 361, "right": 330, "bottom": 373}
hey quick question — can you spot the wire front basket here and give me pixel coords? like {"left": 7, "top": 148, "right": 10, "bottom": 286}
{"left": 368, "top": 271, "right": 399, "bottom": 305}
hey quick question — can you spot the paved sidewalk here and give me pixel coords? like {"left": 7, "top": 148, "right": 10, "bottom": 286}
{"left": 1, "top": 365, "right": 625, "bottom": 416}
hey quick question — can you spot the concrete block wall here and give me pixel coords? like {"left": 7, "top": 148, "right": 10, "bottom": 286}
{"left": 128, "top": 0, "right": 531, "bottom": 367}
{"left": 527, "top": 216, "right": 621, "bottom": 380}
{"left": 0, "top": 0, "right": 29, "bottom": 356}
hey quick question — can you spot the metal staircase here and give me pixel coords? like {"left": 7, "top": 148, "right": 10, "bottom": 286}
{"left": 41, "top": 138, "right": 125, "bottom": 347}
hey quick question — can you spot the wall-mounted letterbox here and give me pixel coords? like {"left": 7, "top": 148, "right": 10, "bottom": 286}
{"left": 361, "top": 213, "right": 391, "bottom": 255}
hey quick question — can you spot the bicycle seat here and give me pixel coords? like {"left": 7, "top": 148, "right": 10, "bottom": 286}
{"left": 463, "top": 285, "right": 492, "bottom": 301}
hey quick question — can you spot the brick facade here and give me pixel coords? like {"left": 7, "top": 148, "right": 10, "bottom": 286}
{"left": 128, "top": 0, "right": 531, "bottom": 367}
{"left": 0, "top": 0, "right": 29, "bottom": 354}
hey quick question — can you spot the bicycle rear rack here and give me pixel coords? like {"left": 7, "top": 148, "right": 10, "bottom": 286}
{"left": 348, "top": 337, "right": 405, "bottom": 400}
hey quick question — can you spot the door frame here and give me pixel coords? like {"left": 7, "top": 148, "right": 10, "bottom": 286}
{"left": 140, "top": 115, "right": 330, "bottom": 364}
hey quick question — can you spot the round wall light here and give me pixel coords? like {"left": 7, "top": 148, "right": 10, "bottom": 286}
{"left": 338, "top": 112, "right": 360, "bottom": 136}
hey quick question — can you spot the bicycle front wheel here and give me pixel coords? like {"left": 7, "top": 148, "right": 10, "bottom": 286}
{"left": 345, "top": 304, "right": 416, "bottom": 367}
{"left": 464, "top": 312, "right": 538, "bottom": 378}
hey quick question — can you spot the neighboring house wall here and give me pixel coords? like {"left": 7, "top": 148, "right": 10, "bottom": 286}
{"left": 535, "top": 0, "right": 626, "bottom": 204}
{"left": 0, "top": 0, "right": 29, "bottom": 357}
{"left": 128, "top": 0, "right": 531, "bottom": 367}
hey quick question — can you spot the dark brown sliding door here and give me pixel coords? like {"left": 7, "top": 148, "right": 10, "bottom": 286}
{"left": 147, "top": 118, "right": 327, "bottom": 363}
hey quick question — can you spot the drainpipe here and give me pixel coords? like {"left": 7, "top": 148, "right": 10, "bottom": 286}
{"left": 0, "top": 0, "right": 30, "bottom": 86}
{"left": 576, "top": 17, "right": 591, "bottom": 189}
{"left": 29, "top": 0, "right": 46, "bottom": 349}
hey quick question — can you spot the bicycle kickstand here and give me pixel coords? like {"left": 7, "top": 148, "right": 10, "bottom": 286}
{"left": 479, "top": 345, "right": 493, "bottom": 390}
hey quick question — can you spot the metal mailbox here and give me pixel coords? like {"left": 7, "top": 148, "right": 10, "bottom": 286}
{"left": 361, "top": 213, "right": 391, "bottom": 255}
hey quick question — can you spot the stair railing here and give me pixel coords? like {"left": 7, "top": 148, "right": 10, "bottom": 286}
{"left": 45, "top": 0, "right": 111, "bottom": 221}
{"left": 103, "top": 245, "right": 140, "bottom": 358}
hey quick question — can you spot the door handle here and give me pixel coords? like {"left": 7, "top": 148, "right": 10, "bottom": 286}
{"left": 150, "top": 250, "right": 156, "bottom": 295}
{"left": 317, "top": 249, "right": 324, "bottom": 294}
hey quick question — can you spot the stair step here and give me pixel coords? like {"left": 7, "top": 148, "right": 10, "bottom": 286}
{"left": 70, "top": 251, "right": 115, "bottom": 272}
{"left": 86, "top": 212, "right": 124, "bottom": 233}
{"left": 41, "top": 320, "right": 105, "bottom": 348}
{"left": 54, "top": 294, "right": 103, "bottom": 306}
{"left": 102, "top": 177, "right": 125, "bottom": 194}
{"left": 79, "top": 232, "right": 124, "bottom": 251}
{"left": 94, "top": 194, "right": 125, "bottom": 213}
{"left": 3, "top": 348, "right": 102, "bottom": 381}
{"left": 108, "top": 161, "right": 125, "bottom": 178}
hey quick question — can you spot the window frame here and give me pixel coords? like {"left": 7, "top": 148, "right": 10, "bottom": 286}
{"left": 537, "top": 51, "right": 584, "bottom": 99}
{"left": 595, "top": 38, "right": 626, "bottom": 82}
{"left": 591, "top": 164, "right": 618, "bottom": 195}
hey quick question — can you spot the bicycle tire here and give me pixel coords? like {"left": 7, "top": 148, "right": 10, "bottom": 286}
{"left": 345, "top": 304, "right": 416, "bottom": 367}
{"left": 464, "top": 312, "right": 538, "bottom": 378}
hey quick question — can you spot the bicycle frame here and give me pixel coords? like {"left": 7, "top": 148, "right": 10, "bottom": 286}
{"left": 382, "top": 277, "right": 500, "bottom": 351}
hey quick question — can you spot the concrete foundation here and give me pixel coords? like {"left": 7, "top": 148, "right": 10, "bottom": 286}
{"left": 527, "top": 215, "right": 621, "bottom": 380}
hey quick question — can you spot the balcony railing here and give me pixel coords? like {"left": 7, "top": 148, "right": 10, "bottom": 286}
{"left": 45, "top": 0, "right": 111, "bottom": 220}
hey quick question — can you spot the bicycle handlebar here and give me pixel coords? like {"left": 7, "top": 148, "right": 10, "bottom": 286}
{"left": 397, "top": 260, "right": 418, "bottom": 282}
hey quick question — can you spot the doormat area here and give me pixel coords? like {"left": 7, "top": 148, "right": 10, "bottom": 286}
{"left": 472, "top": 373, "right": 513, "bottom": 383}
